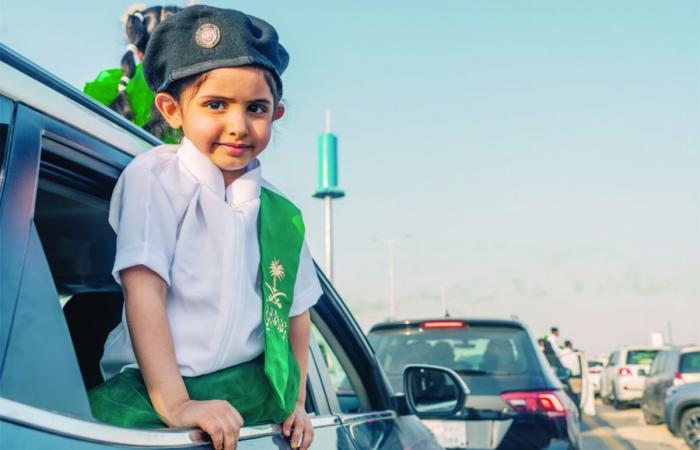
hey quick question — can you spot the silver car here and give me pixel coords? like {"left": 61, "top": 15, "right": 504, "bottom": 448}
{"left": 642, "top": 346, "right": 700, "bottom": 424}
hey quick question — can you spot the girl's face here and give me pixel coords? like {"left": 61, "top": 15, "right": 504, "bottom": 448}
{"left": 156, "top": 66, "right": 284, "bottom": 185}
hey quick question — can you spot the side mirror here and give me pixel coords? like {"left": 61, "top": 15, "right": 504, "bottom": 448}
{"left": 403, "top": 364, "right": 469, "bottom": 418}
{"left": 556, "top": 366, "right": 572, "bottom": 382}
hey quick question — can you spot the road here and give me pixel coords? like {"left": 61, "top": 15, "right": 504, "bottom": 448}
{"left": 581, "top": 399, "right": 688, "bottom": 449}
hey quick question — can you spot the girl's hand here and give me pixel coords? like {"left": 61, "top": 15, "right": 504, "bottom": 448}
{"left": 167, "top": 399, "right": 244, "bottom": 450}
{"left": 282, "top": 402, "right": 314, "bottom": 449}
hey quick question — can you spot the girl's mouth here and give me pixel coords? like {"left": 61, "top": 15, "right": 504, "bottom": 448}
{"left": 219, "top": 143, "right": 252, "bottom": 157}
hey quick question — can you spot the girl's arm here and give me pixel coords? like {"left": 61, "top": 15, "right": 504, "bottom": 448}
{"left": 283, "top": 310, "right": 314, "bottom": 449}
{"left": 122, "top": 265, "right": 243, "bottom": 450}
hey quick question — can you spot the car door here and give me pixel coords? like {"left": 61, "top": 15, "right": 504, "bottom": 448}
{"left": 645, "top": 351, "right": 664, "bottom": 415}
{"left": 0, "top": 101, "right": 355, "bottom": 450}
{"left": 310, "top": 274, "right": 443, "bottom": 450}
{"left": 602, "top": 351, "right": 618, "bottom": 398}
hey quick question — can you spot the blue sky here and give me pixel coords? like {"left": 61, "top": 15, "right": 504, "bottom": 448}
{"left": 2, "top": 1, "right": 698, "bottom": 354}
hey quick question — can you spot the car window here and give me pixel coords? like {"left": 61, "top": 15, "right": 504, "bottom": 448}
{"left": 588, "top": 360, "right": 604, "bottom": 368}
{"left": 311, "top": 325, "right": 370, "bottom": 413}
{"left": 649, "top": 352, "right": 665, "bottom": 375}
{"left": 679, "top": 351, "right": 700, "bottom": 374}
{"left": 0, "top": 95, "right": 13, "bottom": 194}
{"left": 626, "top": 350, "right": 658, "bottom": 366}
{"left": 369, "top": 325, "right": 539, "bottom": 378}
{"left": 608, "top": 352, "right": 618, "bottom": 366}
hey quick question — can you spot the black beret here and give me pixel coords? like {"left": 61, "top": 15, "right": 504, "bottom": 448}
{"left": 143, "top": 5, "right": 288, "bottom": 96}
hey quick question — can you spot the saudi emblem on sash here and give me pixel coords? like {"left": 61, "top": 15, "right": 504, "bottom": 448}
{"left": 265, "top": 259, "right": 289, "bottom": 339}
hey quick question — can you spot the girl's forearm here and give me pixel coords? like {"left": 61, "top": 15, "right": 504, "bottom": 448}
{"left": 122, "top": 266, "right": 190, "bottom": 425}
{"left": 289, "top": 310, "right": 311, "bottom": 404}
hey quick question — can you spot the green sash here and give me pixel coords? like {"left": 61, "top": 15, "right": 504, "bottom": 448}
{"left": 89, "top": 187, "right": 304, "bottom": 427}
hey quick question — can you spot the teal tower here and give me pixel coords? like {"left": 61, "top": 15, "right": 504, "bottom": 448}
{"left": 313, "top": 119, "right": 345, "bottom": 200}
{"left": 314, "top": 111, "right": 344, "bottom": 282}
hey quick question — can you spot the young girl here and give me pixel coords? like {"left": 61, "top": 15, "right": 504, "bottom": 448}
{"left": 88, "top": 5, "right": 321, "bottom": 450}
{"left": 84, "top": 4, "right": 181, "bottom": 142}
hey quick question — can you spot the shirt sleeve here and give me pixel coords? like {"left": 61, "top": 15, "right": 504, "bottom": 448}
{"left": 109, "top": 162, "right": 178, "bottom": 286}
{"left": 289, "top": 240, "right": 323, "bottom": 317}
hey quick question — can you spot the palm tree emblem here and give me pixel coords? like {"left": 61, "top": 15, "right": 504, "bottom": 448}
{"left": 265, "top": 259, "right": 287, "bottom": 309}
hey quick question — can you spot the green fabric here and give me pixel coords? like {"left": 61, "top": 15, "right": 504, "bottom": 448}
{"left": 84, "top": 64, "right": 154, "bottom": 128}
{"left": 88, "top": 353, "right": 299, "bottom": 428}
{"left": 89, "top": 188, "right": 305, "bottom": 427}
{"left": 258, "top": 187, "right": 305, "bottom": 414}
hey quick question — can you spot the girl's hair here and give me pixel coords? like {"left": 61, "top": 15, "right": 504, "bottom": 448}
{"left": 167, "top": 67, "right": 282, "bottom": 107}
{"left": 110, "top": 5, "right": 182, "bottom": 139}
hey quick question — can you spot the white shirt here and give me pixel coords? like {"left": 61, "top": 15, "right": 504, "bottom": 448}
{"left": 100, "top": 138, "right": 322, "bottom": 380}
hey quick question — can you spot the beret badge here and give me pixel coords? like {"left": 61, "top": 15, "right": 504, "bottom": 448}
{"left": 195, "top": 23, "right": 221, "bottom": 49}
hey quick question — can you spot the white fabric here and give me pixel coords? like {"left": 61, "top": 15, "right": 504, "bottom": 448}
{"left": 559, "top": 348, "right": 582, "bottom": 376}
{"left": 100, "top": 138, "right": 322, "bottom": 380}
{"left": 546, "top": 333, "right": 563, "bottom": 357}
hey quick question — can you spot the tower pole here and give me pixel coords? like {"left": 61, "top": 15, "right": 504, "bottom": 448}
{"left": 324, "top": 196, "right": 333, "bottom": 281}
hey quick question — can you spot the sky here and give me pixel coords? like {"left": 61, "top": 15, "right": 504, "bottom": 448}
{"left": 1, "top": 1, "right": 698, "bottom": 355}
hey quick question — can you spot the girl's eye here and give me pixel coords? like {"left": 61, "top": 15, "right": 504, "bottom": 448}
{"left": 206, "top": 101, "right": 224, "bottom": 110}
{"left": 248, "top": 103, "right": 267, "bottom": 114}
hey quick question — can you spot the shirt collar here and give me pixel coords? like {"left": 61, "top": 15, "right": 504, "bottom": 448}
{"left": 178, "top": 137, "right": 261, "bottom": 205}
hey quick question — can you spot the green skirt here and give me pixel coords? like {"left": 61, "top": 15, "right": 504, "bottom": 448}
{"left": 89, "top": 353, "right": 299, "bottom": 428}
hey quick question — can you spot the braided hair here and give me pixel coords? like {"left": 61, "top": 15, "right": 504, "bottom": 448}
{"left": 110, "top": 5, "right": 181, "bottom": 140}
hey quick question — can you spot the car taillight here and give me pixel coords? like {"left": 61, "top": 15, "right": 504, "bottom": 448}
{"left": 618, "top": 367, "right": 632, "bottom": 376}
{"left": 673, "top": 372, "right": 685, "bottom": 386}
{"left": 501, "top": 391, "right": 567, "bottom": 417}
{"left": 590, "top": 368, "right": 601, "bottom": 374}
{"left": 421, "top": 321, "right": 466, "bottom": 329}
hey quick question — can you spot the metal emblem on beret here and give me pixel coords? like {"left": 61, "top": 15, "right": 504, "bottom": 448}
{"left": 195, "top": 23, "right": 220, "bottom": 49}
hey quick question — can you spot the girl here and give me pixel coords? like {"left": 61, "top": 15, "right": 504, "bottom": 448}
{"left": 84, "top": 4, "right": 181, "bottom": 142}
{"left": 89, "top": 6, "right": 321, "bottom": 450}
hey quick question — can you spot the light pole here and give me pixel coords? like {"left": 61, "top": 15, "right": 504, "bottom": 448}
{"left": 373, "top": 235, "right": 410, "bottom": 320}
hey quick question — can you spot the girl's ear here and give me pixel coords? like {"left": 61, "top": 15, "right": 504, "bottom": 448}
{"left": 154, "top": 92, "right": 183, "bottom": 129}
{"left": 272, "top": 102, "right": 285, "bottom": 122}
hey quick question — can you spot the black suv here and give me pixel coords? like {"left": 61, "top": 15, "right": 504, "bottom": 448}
{"left": 368, "top": 318, "right": 582, "bottom": 450}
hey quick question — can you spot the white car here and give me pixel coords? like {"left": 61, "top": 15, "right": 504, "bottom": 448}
{"left": 587, "top": 357, "right": 607, "bottom": 395}
{"left": 600, "top": 346, "right": 665, "bottom": 409}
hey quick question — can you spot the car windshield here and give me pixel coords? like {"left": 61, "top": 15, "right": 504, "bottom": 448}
{"left": 588, "top": 361, "right": 604, "bottom": 368}
{"left": 368, "top": 324, "right": 540, "bottom": 376}
{"left": 626, "top": 350, "right": 658, "bottom": 365}
{"left": 680, "top": 351, "right": 700, "bottom": 374}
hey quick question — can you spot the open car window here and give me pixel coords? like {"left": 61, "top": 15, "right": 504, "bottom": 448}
{"left": 310, "top": 312, "right": 372, "bottom": 414}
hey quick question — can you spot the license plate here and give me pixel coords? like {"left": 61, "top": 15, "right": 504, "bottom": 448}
{"left": 422, "top": 420, "right": 467, "bottom": 448}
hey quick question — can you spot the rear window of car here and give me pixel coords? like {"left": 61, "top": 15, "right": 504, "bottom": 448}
{"left": 626, "top": 350, "right": 658, "bottom": 365}
{"left": 368, "top": 324, "right": 540, "bottom": 376}
{"left": 679, "top": 352, "right": 700, "bottom": 374}
{"left": 588, "top": 360, "right": 604, "bottom": 368}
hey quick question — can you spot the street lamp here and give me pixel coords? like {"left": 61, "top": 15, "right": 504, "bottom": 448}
{"left": 372, "top": 234, "right": 410, "bottom": 320}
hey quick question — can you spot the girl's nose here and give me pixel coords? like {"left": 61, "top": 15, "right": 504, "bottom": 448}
{"left": 226, "top": 112, "right": 249, "bottom": 137}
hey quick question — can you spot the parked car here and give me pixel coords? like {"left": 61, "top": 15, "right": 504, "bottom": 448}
{"left": 0, "top": 44, "right": 467, "bottom": 449}
{"left": 587, "top": 357, "right": 607, "bottom": 396}
{"left": 600, "top": 346, "right": 664, "bottom": 409}
{"left": 367, "top": 318, "right": 583, "bottom": 450}
{"left": 642, "top": 345, "right": 700, "bottom": 424}
{"left": 664, "top": 382, "right": 700, "bottom": 450}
